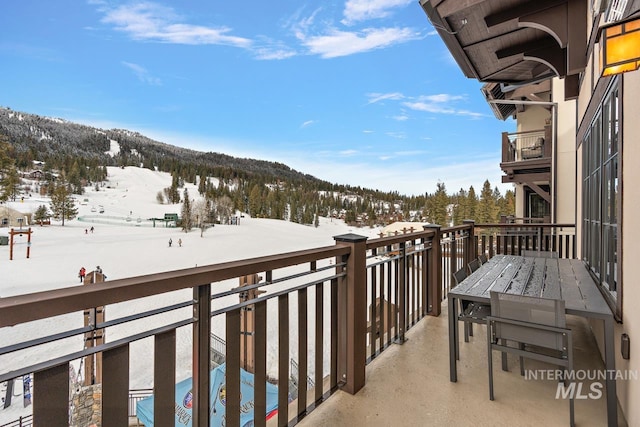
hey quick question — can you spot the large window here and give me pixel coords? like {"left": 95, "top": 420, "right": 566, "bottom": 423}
{"left": 526, "top": 186, "right": 550, "bottom": 220}
{"left": 582, "top": 81, "right": 620, "bottom": 314}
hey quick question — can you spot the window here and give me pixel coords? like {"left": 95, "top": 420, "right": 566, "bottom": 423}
{"left": 582, "top": 81, "right": 620, "bottom": 316}
{"left": 525, "top": 186, "right": 550, "bottom": 219}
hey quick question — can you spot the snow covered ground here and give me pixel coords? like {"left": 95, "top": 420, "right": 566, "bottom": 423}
{"left": 0, "top": 166, "right": 382, "bottom": 423}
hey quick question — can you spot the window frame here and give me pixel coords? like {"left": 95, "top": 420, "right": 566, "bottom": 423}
{"left": 581, "top": 78, "right": 622, "bottom": 320}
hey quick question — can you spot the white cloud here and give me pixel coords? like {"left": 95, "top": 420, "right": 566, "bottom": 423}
{"left": 419, "top": 94, "right": 465, "bottom": 103}
{"left": 403, "top": 101, "right": 455, "bottom": 114}
{"left": 300, "top": 120, "right": 316, "bottom": 128}
{"left": 121, "top": 61, "right": 162, "bottom": 85}
{"left": 342, "top": 0, "right": 414, "bottom": 25}
{"left": 385, "top": 131, "right": 406, "bottom": 139}
{"left": 301, "top": 27, "right": 421, "bottom": 58}
{"left": 366, "top": 91, "right": 487, "bottom": 120}
{"left": 100, "top": 2, "right": 252, "bottom": 47}
{"left": 366, "top": 92, "right": 404, "bottom": 104}
{"left": 253, "top": 46, "right": 297, "bottom": 60}
{"left": 340, "top": 149, "right": 358, "bottom": 156}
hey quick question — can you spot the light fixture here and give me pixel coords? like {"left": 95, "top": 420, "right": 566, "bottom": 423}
{"left": 600, "top": 15, "right": 640, "bottom": 76}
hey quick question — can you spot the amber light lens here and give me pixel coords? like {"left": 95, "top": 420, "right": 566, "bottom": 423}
{"left": 602, "top": 18, "right": 640, "bottom": 76}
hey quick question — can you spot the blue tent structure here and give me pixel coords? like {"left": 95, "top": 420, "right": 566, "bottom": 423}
{"left": 136, "top": 363, "right": 279, "bottom": 427}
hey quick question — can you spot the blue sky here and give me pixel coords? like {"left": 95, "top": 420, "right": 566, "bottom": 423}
{"left": 0, "top": 0, "right": 515, "bottom": 196}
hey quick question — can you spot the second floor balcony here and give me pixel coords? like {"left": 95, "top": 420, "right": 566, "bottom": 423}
{"left": 501, "top": 127, "right": 552, "bottom": 186}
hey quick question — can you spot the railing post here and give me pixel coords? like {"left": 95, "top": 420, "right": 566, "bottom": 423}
{"left": 398, "top": 241, "right": 407, "bottom": 344}
{"left": 192, "top": 284, "right": 211, "bottom": 427}
{"left": 502, "top": 132, "right": 511, "bottom": 162}
{"left": 449, "top": 232, "right": 457, "bottom": 285}
{"left": 538, "top": 226, "right": 543, "bottom": 251}
{"left": 463, "top": 220, "right": 476, "bottom": 265}
{"left": 333, "top": 233, "right": 367, "bottom": 395}
{"left": 423, "top": 225, "right": 442, "bottom": 316}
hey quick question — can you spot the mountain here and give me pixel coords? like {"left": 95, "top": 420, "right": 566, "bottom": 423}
{"left": 0, "top": 106, "right": 323, "bottom": 185}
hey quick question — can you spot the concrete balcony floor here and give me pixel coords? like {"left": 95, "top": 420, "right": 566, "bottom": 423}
{"left": 299, "top": 302, "right": 627, "bottom": 427}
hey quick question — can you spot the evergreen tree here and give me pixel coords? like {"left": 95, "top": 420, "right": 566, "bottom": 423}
{"left": 467, "top": 186, "right": 478, "bottom": 220}
{"left": 165, "top": 172, "right": 181, "bottom": 204}
{"left": 503, "top": 189, "right": 516, "bottom": 217}
{"left": 248, "top": 184, "right": 263, "bottom": 218}
{"left": 34, "top": 204, "right": 50, "bottom": 225}
{"left": 428, "top": 182, "right": 449, "bottom": 226}
{"left": 181, "top": 188, "right": 193, "bottom": 232}
{"left": 198, "top": 174, "right": 207, "bottom": 196}
{"left": 478, "top": 180, "right": 497, "bottom": 223}
{"left": 50, "top": 178, "right": 78, "bottom": 226}
{"left": 1, "top": 165, "right": 21, "bottom": 202}
{"left": 0, "top": 136, "right": 17, "bottom": 202}
{"left": 452, "top": 188, "right": 469, "bottom": 226}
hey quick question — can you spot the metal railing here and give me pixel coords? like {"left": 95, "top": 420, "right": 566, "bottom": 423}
{"left": 475, "top": 223, "right": 576, "bottom": 259}
{"left": 0, "top": 416, "right": 32, "bottom": 427}
{"left": 128, "top": 388, "right": 153, "bottom": 419}
{"left": 0, "top": 231, "right": 443, "bottom": 427}
{"left": 0, "top": 221, "right": 576, "bottom": 426}
{"left": 502, "top": 128, "right": 551, "bottom": 163}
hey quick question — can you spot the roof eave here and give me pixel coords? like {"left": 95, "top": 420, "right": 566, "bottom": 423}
{"left": 420, "top": 0, "right": 479, "bottom": 80}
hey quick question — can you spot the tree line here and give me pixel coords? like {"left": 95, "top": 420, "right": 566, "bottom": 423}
{"left": 0, "top": 108, "right": 515, "bottom": 229}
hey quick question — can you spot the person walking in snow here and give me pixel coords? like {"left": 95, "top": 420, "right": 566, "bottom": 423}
{"left": 178, "top": 238, "right": 182, "bottom": 247}
{"left": 79, "top": 267, "right": 86, "bottom": 282}
{"left": 168, "top": 238, "right": 173, "bottom": 247}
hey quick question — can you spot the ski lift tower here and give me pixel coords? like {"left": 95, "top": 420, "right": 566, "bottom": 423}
{"left": 236, "top": 273, "right": 265, "bottom": 373}
{"left": 83, "top": 270, "right": 106, "bottom": 386}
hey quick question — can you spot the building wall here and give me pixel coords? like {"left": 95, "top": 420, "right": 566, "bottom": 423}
{"left": 617, "top": 69, "right": 640, "bottom": 427}
{"left": 552, "top": 79, "right": 577, "bottom": 225}
{"left": 515, "top": 105, "right": 550, "bottom": 133}
{"left": 575, "top": 14, "right": 640, "bottom": 422}
{"left": 574, "top": 6, "right": 640, "bottom": 424}
{"left": 589, "top": 70, "right": 640, "bottom": 427}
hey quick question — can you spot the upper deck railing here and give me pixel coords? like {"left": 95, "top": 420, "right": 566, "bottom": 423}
{"left": 501, "top": 127, "right": 552, "bottom": 163}
{"left": 0, "top": 222, "right": 575, "bottom": 426}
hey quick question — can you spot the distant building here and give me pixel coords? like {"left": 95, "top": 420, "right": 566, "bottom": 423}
{"left": 380, "top": 221, "right": 430, "bottom": 237}
{"left": 1, "top": 206, "right": 31, "bottom": 227}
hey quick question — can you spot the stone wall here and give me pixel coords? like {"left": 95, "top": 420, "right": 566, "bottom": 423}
{"left": 70, "top": 384, "right": 101, "bottom": 427}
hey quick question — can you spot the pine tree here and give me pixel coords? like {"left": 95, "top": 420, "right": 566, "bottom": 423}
{"left": 452, "top": 188, "right": 468, "bottom": 226}
{"left": 467, "top": 186, "right": 478, "bottom": 220}
{"left": 1, "top": 165, "right": 21, "bottom": 202}
{"left": 50, "top": 178, "right": 78, "bottom": 226}
{"left": 181, "top": 188, "right": 192, "bottom": 232}
{"left": 478, "top": 180, "right": 497, "bottom": 223}
{"left": 428, "top": 182, "right": 449, "bottom": 226}
{"left": 0, "top": 136, "right": 17, "bottom": 202}
{"left": 34, "top": 204, "right": 50, "bottom": 225}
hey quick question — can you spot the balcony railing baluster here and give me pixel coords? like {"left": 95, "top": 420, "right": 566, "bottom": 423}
{"left": 0, "top": 222, "right": 578, "bottom": 427}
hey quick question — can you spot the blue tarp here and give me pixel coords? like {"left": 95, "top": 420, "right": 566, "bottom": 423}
{"left": 136, "top": 363, "right": 279, "bottom": 427}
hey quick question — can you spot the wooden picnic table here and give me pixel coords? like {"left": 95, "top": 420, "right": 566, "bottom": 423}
{"left": 448, "top": 254, "right": 617, "bottom": 427}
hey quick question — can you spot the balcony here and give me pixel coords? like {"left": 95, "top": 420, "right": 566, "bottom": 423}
{"left": 501, "top": 127, "right": 552, "bottom": 187}
{"left": 0, "top": 223, "right": 624, "bottom": 427}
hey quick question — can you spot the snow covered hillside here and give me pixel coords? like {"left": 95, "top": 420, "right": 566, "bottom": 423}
{"left": 0, "top": 166, "right": 381, "bottom": 423}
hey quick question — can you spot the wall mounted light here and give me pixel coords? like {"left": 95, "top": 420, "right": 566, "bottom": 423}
{"left": 601, "top": 16, "right": 640, "bottom": 76}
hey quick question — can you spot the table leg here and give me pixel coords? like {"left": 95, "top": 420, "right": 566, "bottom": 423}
{"left": 449, "top": 296, "right": 458, "bottom": 382}
{"left": 604, "top": 316, "right": 618, "bottom": 427}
